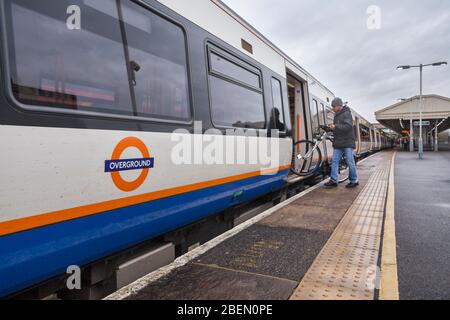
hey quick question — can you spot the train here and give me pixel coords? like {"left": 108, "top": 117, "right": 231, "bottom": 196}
{"left": 0, "top": 0, "right": 392, "bottom": 299}
{"left": 306, "top": 87, "right": 392, "bottom": 165}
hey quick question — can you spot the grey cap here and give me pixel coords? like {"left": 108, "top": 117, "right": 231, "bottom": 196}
{"left": 331, "top": 97, "right": 344, "bottom": 107}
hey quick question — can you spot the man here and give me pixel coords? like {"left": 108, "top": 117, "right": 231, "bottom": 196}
{"left": 269, "top": 108, "right": 285, "bottom": 132}
{"left": 403, "top": 137, "right": 408, "bottom": 151}
{"left": 324, "top": 98, "right": 359, "bottom": 188}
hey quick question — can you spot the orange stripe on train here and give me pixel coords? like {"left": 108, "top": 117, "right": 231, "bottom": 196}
{"left": 0, "top": 164, "right": 291, "bottom": 237}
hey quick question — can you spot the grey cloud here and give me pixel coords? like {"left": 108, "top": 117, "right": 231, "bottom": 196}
{"left": 222, "top": 0, "right": 450, "bottom": 122}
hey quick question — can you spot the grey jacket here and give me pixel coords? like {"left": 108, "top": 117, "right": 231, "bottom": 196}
{"left": 333, "top": 106, "right": 356, "bottom": 149}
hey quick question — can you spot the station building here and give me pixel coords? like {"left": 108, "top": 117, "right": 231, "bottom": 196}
{"left": 375, "top": 95, "right": 450, "bottom": 151}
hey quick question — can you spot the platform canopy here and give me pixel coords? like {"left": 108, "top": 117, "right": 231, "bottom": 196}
{"left": 375, "top": 95, "right": 450, "bottom": 135}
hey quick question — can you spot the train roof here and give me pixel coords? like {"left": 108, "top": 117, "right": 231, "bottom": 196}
{"left": 348, "top": 106, "right": 372, "bottom": 127}
{"left": 157, "top": 0, "right": 334, "bottom": 97}
{"left": 213, "top": 0, "right": 334, "bottom": 95}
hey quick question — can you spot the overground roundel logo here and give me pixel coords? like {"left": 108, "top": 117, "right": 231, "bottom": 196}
{"left": 105, "top": 137, "right": 155, "bottom": 192}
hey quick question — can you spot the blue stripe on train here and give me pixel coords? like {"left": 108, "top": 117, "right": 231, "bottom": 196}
{"left": 0, "top": 170, "right": 288, "bottom": 297}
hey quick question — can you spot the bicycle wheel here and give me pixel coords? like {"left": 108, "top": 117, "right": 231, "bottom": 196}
{"left": 337, "top": 156, "right": 350, "bottom": 183}
{"left": 291, "top": 140, "right": 322, "bottom": 177}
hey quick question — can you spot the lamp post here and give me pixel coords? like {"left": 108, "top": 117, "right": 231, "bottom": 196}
{"left": 397, "top": 61, "right": 447, "bottom": 159}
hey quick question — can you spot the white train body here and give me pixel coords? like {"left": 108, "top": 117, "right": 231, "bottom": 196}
{"left": 0, "top": 0, "right": 391, "bottom": 298}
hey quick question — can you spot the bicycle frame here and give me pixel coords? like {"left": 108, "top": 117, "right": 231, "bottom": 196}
{"left": 292, "top": 127, "right": 350, "bottom": 182}
{"left": 297, "top": 130, "right": 330, "bottom": 160}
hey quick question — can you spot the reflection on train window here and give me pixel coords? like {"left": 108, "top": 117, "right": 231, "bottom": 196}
{"left": 326, "top": 107, "right": 334, "bottom": 125}
{"left": 208, "top": 49, "right": 265, "bottom": 129}
{"left": 209, "top": 52, "right": 261, "bottom": 89}
{"left": 319, "top": 103, "right": 326, "bottom": 126}
{"left": 4, "top": 0, "right": 191, "bottom": 122}
{"left": 310, "top": 99, "right": 320, "bottom": 132}
{"left": 270, "top": 78, "right": 285, "bottom": 131}
{"left": 121, "top": 1, "right": 190, "bottom": 121}
{"left": 209, "top": 77, "right": 265, "bottom": 129}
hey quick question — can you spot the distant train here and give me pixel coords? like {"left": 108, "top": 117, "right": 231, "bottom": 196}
{"left": 0, "top": 0, "right": 392, "bottom": 299}
{"left": 306, "top": 86, "right": 392, "bottom": 165}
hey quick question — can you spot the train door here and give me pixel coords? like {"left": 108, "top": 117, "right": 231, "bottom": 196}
{"left": 287, "top": 74, "right": 309, "bottom": 143}
{"left": 319, "top": 102, "right": 328, "bottom": 160}
{"left": 325, "top": 107, "right": 335, "bottom": 161}
{"left": 354, "top": 117, "right": 362, "bottom": 157}
{"left": 378, "top": 131, "right": 382, "bottom": 150}
{"left": 308, "top": 98, "right": 323, "bottom": 169}
{"left": 287, "top": 73, "right": 319, "bottom": 173}
{"left": 369, "top": 128, "right": 374, "bottom": 151}
{"left": 374, "top": 129, "right": 379, "bottom": 150}
{"left": 360, "top": 125, "right": 371, "bottom": 155}
{"left": 374, "top": 130, "right": 378, "bottom": 150}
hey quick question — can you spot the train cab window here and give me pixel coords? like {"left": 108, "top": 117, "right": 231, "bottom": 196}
{"left": 269, "top": 78, "right": 285, "bottom": 132}
{"left": 208, "top": 48, "right": 265, "bottom": 129}
{"left": 3, "top": 0, "right": 191, "bottom": 122}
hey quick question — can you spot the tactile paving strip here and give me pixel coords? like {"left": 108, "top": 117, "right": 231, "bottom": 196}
{"left": 291, "top": 158, "right": 391, "bottom": 300}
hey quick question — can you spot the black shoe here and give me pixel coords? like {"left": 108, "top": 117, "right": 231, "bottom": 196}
{"left": 324, "top": 180, "right": 338, "bottom": 188}
{"left": 346, "top": 182, "right": 359, "bottom": 188}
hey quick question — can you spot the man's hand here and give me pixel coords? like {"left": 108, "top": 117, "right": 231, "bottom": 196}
{"left": 330, "top": 124, "right": 336, "bottom": 130}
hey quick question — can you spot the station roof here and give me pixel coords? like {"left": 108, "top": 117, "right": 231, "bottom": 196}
{"left": 375, "top": 95, "right": 450, "bottom": 134}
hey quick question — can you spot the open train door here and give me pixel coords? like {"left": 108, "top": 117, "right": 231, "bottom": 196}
{"left": 287, "top": 73, "right": 308, "bottom": 144}
{"left": 286, "top": 69, "right": 320, "bottom": 175}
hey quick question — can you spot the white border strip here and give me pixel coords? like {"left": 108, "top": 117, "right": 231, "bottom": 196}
{"left": 105, "top": 152, "right": 379, "bottom": 300}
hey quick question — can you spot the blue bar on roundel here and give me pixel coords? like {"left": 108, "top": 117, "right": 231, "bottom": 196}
{"left": 104, "top": 158, "right": 155, "bottom": 173}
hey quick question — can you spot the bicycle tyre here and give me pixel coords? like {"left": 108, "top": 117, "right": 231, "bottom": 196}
{"left": 290, "top": 140, "right": 322, "bottom": 177}
{"left": 337, "top": 157, "right": 350, "bottom": 183}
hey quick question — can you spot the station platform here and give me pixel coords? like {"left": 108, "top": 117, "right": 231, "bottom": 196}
{"left": 105, "top": 150, "right": 450, "bottom": 300}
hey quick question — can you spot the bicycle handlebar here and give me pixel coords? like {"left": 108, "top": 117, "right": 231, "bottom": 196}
{"left": 319, "top": 125, "right": 333, "bottom": 133}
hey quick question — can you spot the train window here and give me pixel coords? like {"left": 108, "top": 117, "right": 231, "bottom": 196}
{"left": 4, "top": 0, "right": 191, "bottom": 122}
{"left": 360, "top": 125, "right": 371, "bottom": 142}
{"left": 209, "top": 76, "right": 265, "bottom": 129}
{"left": 270, "top": 78, "right": 286, "bottom": 131}
{"left": 310, "top": 99, "right": 320, "bottom": 132}
{"left": 320, "top": 103, "right": 326, "bottom": 126}
{"left": 121, "top": 1, "right": 190, "bottom": 121}
{"left": 326, "top": 107, "right": 334, "bottom": 125}
{"left": 209, "top": 52, "right": 261, "bottom": 89}
{"left": 208, "top": 48, "right": 265, "bottom": 129}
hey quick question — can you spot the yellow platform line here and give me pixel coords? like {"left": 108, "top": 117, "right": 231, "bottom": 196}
{"left": 290, "top": 152, "right": 393, "bottom": 300}
{"left": 380, "top": 152, "right": 399, "bottom": 300}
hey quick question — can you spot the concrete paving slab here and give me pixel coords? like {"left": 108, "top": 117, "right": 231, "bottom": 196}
{"left": 195, "top": 224, "right": 331, "bottom": 282}
{"left": 124, "top": 263, "right": 298, "bottom": 300}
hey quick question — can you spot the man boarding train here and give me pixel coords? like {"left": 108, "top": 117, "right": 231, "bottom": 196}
{"left": 324, "top": 97, "right": 359, "bottom": 188}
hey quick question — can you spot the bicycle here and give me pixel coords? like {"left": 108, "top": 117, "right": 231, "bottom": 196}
{"left": 290, "top": 125, "right": 350, "bottom": 183}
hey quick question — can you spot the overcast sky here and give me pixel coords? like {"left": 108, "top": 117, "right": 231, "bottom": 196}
{"left": 222, "top": 0, "right": 450, "bottom": 122}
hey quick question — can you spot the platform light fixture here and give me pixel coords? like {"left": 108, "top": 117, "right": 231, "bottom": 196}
{"left": 396, "top": 61, "right": 448, "bottom": 159}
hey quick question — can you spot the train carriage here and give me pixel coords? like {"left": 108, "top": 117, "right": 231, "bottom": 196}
{"left": 0, "top": 0, "right": 390, "bottom": 299}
